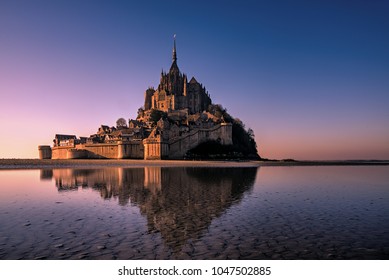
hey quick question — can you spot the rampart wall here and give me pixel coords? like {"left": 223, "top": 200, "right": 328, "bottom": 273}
{"left": 168, "top": 123, "right": 232, "bottom": 159}
{"left": 143, "top": 137, "right": 169, "bottom": 160}
{"left": 52, "top": 146, "right": 73, "bottom": 159}
{"left": 46, "top": 124, "right": 231, "bottom": 160}
{"left": 38, "top": 145, "right": 52, "bottom": 159}
{"left": 51, "top": 141, "right": 143, "bottom": 159}
{"left": 143, "top": 123, "right": 232, "bottom": 160}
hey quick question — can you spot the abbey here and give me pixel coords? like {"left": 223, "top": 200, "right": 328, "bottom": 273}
{"left": 144, "top": 38, "right": 211, "bottom": 114}
{"left": 39, "top": 38, "right": 258, "bottom": 160}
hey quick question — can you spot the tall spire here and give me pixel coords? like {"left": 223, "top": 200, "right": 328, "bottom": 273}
{"left": 172, "top": 34, "right": 177, "bottom": 63}
{"left": 169, "top": 34, "right": 180, "bottom": 75}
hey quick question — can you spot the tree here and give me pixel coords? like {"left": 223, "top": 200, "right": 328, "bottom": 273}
{"left": 116, "top": 118, "right": 127, "bottom": 128}
{"left": 247, "top": 128, "right": 255, "bottom": 139}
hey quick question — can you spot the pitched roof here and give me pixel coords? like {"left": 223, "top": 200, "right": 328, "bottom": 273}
{"left": 55, "top": 134, "right": 76, "bottom": 139}
{"left": 189, "top": 77, "right": 198, "bottom": 84}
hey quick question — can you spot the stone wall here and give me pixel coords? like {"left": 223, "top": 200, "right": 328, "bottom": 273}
{"left": 38, "top": 145, "right": 52, "bottom": 159}
{"left": 169, "top": 123, "right": 232, "bottom": 159}
{"left": 82, "top": 143, "right": 119, "bottom": 159}
{"left": 51, "top": 141, "right": 143, "bottom": 159}
{"left": 143, "top": 123, "right": 232, "bottom": 160}
{"left": 52, "top": 146, "right": 73, "bottom": 159}
{"left": 48, "top": 124, "right": 231, "bottom": 160}
{"left": 117, "top": 141, "right": 144, "bottom": 159}
{"left": 143, "top": 137, "right": 169, "bottom": 160}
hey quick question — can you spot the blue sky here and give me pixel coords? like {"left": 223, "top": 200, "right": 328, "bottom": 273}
{"left": 0, "top": 0, "right": 388, "bottom": 159}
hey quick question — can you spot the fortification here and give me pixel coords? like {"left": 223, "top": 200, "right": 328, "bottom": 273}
{"left": 39, "top": 37, "right": 258, "bottom": 160}
{"left": 38, "top": 145, "right": 52, "bottom": 159}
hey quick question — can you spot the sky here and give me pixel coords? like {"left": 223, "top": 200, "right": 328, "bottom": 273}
{"left": 0, "top": 0, "right": 388, "bottom": 160}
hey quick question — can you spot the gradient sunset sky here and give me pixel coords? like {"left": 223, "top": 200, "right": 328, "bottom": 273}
{"left": 1, "top": 0, "right": 388, "bottom": 160}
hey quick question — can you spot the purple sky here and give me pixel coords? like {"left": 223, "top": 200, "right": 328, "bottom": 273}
{"left": 1, "top": 0, "right": 388, "bottom": 160}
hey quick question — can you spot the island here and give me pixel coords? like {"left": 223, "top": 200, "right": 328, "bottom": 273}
{"left": 39, "top": 37, "right": 259, "bottom": 161}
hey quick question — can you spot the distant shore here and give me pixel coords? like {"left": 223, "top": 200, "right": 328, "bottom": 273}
{"left": 0, "top": 158, "right": 388, "bottom": 170}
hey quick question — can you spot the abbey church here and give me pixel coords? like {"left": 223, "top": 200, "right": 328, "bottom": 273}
{"left": 144, "top": 38, "right": 212, "bottom": 114}
{"left": 39, "top": 38, "right": 259, "bottom": 160}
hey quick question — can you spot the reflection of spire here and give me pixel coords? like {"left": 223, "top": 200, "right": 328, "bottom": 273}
{"left": 172, "top": 34, "right": 177, "bottom": 63}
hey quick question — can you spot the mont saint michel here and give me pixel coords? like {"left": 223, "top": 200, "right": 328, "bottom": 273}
{"left": 38, "top": 38, "right": 259, "bottom": 161}
{"left": 2, "top": 4, "right": 389, "bottom": 279}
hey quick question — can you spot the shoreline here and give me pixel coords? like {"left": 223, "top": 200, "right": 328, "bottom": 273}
{"left": 0, "top": 158, "right": 388, "bottom": 170}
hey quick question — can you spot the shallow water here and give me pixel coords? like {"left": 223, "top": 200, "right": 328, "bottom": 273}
{"left": 0, "top": 166, "right": 388, "bottom": 259}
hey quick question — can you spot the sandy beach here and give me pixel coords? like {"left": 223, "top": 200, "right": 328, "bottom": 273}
{"left": 0, "top": 158, "right": 388, "bottom": 169}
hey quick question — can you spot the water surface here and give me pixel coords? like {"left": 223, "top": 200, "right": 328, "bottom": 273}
{"left": 0, "top": 166, "right": 388, "bottom": 259}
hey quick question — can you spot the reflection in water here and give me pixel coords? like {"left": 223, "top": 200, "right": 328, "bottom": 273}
{"left": 46, "top": 167, "right": 257, "bottom": 250}
{"left": 39, "top": 169, "right": 53, "bottom": 180}
{"left": 3, "top": 166, "right": 387, "bottom": 259}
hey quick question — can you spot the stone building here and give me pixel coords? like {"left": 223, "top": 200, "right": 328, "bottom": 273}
{"left": 144, "top": 37, "right": 212, "bottom": 114}
{"left": 40, "top": 37, "right": 244, "bottom": 160}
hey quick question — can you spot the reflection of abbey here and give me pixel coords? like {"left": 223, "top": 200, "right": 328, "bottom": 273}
{"left": 39, "top": 37, "right": 258, "bottom": 160}
{"left": 44, "top": 167, "right": 257, "bottom": 253}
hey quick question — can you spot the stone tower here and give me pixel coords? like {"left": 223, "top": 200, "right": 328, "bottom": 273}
{"left": 144, "top": 87, "right": 155, "bottom": 111}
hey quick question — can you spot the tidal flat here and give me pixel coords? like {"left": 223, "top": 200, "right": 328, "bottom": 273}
{"left": 0, "top": 164, "right": 388, "bottom": 259}
{"left": 0, "top": 158, "right": 388, "bottom": 170}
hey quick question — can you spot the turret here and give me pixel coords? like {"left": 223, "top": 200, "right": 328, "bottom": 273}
{"left": 144, "top": 87, "right": 155, "bottom": 111}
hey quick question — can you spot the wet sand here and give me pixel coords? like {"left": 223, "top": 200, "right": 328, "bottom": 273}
{"left": 0, "top": 158, "right": 388, "bottom": 169}
{"left": 1, "top": 166, "right": 388, "bottom": 259}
